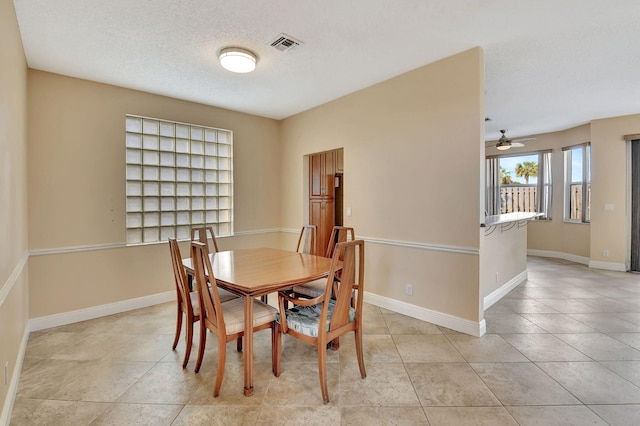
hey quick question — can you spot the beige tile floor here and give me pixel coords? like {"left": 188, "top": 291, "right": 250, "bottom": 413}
{"left": 10, "top": 256, "right": 640, "bottom": 425}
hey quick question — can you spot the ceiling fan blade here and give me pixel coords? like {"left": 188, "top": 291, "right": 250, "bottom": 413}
{"left": 511, "top": 137, "right": 536, "bottom": 144}
{"left": 510, "top": 142, "right": 525, "bottom": 147}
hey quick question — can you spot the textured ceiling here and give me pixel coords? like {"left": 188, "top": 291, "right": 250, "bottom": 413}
{"left": 13, "top": 0, "right": 640, "bottom": 140}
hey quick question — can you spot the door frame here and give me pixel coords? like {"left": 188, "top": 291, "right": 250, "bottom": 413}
{"left": 628, "top": 139, "right": 637, "bottom": 271}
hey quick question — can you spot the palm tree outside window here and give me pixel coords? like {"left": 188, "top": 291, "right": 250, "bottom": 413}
{"left": 515, "top": 161, "right": 539, "bottom": 184}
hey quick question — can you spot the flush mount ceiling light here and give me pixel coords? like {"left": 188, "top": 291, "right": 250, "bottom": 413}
{"left": 218, "top": 47, "right": 257, "bottom": 73}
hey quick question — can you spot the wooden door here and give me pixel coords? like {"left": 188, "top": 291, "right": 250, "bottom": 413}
{"left": 309, "top": 150, "right": 337, "bottom": 256}
{"left": 310, "top": 198, "right": 335, "bottom": 256}
{"left": 322, "top": 151, "right": 336, "bottom": 198}
{"left": 309, "top": 151, "right": 336, "bottom": 198}
{"left": 309, "top": 153, "right": 324, "bottom": 198}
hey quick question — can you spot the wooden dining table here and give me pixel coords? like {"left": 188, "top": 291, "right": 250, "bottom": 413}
{"left": 182, "top": 247, "right": 335, "bottom": 396}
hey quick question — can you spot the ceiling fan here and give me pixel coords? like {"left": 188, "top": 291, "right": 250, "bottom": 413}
{"left": 489, "top": 130, "right": 537, "bottom": 151}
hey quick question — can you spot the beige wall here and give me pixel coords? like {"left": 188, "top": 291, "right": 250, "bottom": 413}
{"left": 0, "top": 0, "right": 29, "bottom": 419}
{"left": 280, "top": 48, "right": 485, "bottom": 323}
{"left": 27, "top": 71, "right": 283, "bottom": 318}
{"left": 591, "top": 113, "right": 640, "bottom": 266}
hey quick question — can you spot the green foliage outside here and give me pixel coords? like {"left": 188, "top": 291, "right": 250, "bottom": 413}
{"left": 515, "top": 161, "right": 538, "bottom": 184}
{"left": 500, "top": 167, "right": 514, "bottom": 184}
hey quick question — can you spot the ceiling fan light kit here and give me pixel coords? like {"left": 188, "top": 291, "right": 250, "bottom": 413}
{"left": 219, "top": 47, "right": 257, "bottom": 73}
{"left": 489, "top": 129, "right": 536, "bottom": 151}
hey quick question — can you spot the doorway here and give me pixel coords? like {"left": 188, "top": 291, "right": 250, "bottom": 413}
{"left": 307, "top": 148, "right": 343, "bottom": 256}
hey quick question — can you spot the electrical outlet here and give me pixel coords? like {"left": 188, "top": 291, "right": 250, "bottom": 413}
{"left": 603, "top": 250, "right": 609, "bottom": 257}
{"left": 4, "top": 362, "right": 8, "bottom": 386}
{"left": 405, "top": 284, "right": 413, "bottom": 296}
{"left": 495, "top": 272, "right": 499, "bottom": 284}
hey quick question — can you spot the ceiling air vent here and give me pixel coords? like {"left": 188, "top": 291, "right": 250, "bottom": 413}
{"left": 270, "top": 33, "right": 303, "bottom": 52}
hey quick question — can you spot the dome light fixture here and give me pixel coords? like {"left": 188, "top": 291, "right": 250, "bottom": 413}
{"left": 218, "top": 47, "right": 257, "bottom": 73}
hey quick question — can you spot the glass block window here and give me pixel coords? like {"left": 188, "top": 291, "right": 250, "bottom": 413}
{"left": 125, "top": 115, "right": 233, "bottom": 244}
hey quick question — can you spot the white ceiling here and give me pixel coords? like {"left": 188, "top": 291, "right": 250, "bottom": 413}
{"left": 13, "top": 0, "right": 640, "bottom": 140}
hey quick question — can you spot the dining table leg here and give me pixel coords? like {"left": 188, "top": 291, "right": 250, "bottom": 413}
{"left": 243, "top": 294, "right": 254, "bottom": 396}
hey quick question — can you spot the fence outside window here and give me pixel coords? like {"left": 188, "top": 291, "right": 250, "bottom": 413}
{"left": 500, "top": 185, "right": 537, "bottom": 214}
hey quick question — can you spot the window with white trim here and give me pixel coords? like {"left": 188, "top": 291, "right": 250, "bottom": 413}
{"left": 485, "top": 150, "right": 552, "bottom": 219}
{"left": 125, "top": 115, "right": 233, "bottom": 244}
{"left": 563, "top": 143, "right": 590, "bottom": 223}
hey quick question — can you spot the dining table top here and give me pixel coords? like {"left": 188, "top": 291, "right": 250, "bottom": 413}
{"left": 182, "top": 247, "right": 335, "bottom": 296}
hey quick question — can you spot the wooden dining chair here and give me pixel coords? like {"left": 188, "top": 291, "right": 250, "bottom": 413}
{"left": 168, "top": 238, "right": 201, "bottom": 368}
{"left": 191, "top": 241, "right": 281, "bottom": 397}
{"left": 324, "top": 226, "right": 355, "bottom": 258}
{"left": 169, "top": 238, "right": 239, "bottom": 368}
{"left": 275, "top": 239, "right": 366, "bottom": 404}
{"left": 191, "top": 226, "right": 219, "bottom": 253}
{"left": 292, "top": 226, "right": 355, "bottom": 298}
{"left": 296, "top": 225, "right": 317, "bottom": 255}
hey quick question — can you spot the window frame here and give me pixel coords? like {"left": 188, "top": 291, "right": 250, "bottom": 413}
{"left": 486, "top": 150, "right": 552, "bottom": 220}
{"left": 563, "top": 143, "right": 590, "bottom": 224}
{"left": 125, "top": 114, "right": 233, "bottom": 245}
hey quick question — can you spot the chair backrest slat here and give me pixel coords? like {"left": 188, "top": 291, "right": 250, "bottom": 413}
{"left": 296, "top": 225, "right": 317, "bottom": 255}
{"left": 168, "top": 239, "right": 191, "bottom": 314}
{"left": 328, "top": 240, "right": 364, "bottom": 331}
{"left": 191, "top": 241, "right": 226, "bottom": 333}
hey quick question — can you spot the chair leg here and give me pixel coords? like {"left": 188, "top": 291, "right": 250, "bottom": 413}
{"left": 213, "top": 337, "right": 227, "bottom": 397}
{"left": 354, "top": 328, "right": 366, "bottom": 379}
{"left": 183, "top": 318, "right": 193, "bottom": 368}
{"left": 172, "top": 306, "right": 182, "bottom": 350}
{"left": 318, "top": 340, "right": 330, "bottom": 404}
{"left": 272, "top": 322, "right": 281, "bottom": 377}
{"left": 236, "top": 336, "right": 243, "bottom": 352}
{"left": 194, "top": 322, "right": 207, "bottom": 373}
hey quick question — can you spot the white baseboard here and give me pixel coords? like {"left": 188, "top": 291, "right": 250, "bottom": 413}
{"left": 0, "top": 326, "right": 29, "bottom": 426}
{"left": 30, "top": 291, "right": 174, "bottom": 332}
{"left": 588, "top": 260, "right": 627, "bottom": 272}
{"left": 364, "top": 291, "right": 485, "bottom": 337}
{"left": 527, "top": 249, "right": 590, "bottom": 265}
{"left": 483, "top": 271, "right": 528, "bottom": 310}
{"left": 528, "top": 249, "right": 628, "bottom": 272}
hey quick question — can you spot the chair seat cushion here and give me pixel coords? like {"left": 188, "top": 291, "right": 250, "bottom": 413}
{"left": 292, "top": 278, "right": 326, "bottom": 298}
{"left": 222, "top": 297, "right": 277, "bottom": 335}
{"left": 276, "top": 300, "right": 355, "bottom": 338}
{"left": 188, "top": 291, "right": 201, "bottom": 316}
